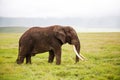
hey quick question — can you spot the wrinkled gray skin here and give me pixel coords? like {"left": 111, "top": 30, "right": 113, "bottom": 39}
{"left": 16, "top": 25, "right": 80, "bottom": 65}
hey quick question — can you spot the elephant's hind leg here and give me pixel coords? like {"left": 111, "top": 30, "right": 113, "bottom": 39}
{"left": 25, "top": 46, "right": 34, "bottom": 64}
{"left": 16, "top": 56, "right": 25, "bottom": 64}
{"left": 26, "top": 54, "right": 31, "bottom": 64}
{"left": 16, "top": 46, "right": 26, "bottom": 64}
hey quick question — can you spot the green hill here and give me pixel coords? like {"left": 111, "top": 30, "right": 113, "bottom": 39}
{"left": 0, "top": 27, "right": 29, "bottom": 33}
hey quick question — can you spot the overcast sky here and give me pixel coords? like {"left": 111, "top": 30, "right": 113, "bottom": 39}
{"left": 0, "top": 0, "right": 120, "bottom": 18}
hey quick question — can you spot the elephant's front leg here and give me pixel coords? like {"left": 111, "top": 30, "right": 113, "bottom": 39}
{"left": 48, "top": 50, "right": 55, "bottom": 63}
{"left": 55, "top": 48, "right": 62, "bottom": 65}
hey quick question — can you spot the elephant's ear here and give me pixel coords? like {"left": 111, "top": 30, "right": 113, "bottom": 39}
{"left": 53, "top": 26, "right": 66, "bottom": 44}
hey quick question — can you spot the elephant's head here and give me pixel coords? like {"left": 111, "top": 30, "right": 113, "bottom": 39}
{"left": 53, "top": 25, "right": 85, "bottom": 62}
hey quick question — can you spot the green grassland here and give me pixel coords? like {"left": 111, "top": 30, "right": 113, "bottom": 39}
{"left": 0, "top": 32, "right": 120, "bottom": 80}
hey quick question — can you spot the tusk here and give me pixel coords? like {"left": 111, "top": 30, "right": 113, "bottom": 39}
{"left": 79, "top": 53, "right": 86, "bottom": 59}
{"left": 73, "top": 45, "right": 84, "bottom": 61}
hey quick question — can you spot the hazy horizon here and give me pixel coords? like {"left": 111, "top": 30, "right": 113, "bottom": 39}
{"left": 0, "top": 17, "right": 119, "bottom": 32}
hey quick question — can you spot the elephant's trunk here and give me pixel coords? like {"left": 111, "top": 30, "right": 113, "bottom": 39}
{"left": 73, "top": 45, "right": 83, "bottom": 61}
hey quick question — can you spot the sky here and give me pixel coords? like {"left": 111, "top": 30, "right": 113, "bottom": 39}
{"left": 0, "top": 0, "right": 120, "bottom": 18}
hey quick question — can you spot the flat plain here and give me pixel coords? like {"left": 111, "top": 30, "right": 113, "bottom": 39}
{"left": 0, "top": 32, "right": 120, "bottom": 80}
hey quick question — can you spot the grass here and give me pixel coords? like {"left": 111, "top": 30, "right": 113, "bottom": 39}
{"left": 0, "top": 32, "right": 120, "bottom": 80}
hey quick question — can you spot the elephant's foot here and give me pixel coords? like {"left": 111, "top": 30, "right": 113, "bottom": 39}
{"left": 26, "top": 60, "right": 32, "bottom": 64}
{"left": 48, "top": 60, "right": 53, "bottom": 63}
{"left": 56, "top": 62, "right": 61, "bottom": 65}
{"left": 16, "top": 59, "right": 24, "bottom": 64}
{"left": 48, "top": 59, "right": 54, "bottom": 64}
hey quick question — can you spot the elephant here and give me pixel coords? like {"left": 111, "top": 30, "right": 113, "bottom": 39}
{"left": 16, "top": 25, "right": 85, "bottom": 65}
